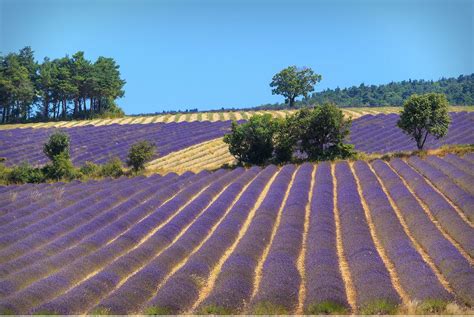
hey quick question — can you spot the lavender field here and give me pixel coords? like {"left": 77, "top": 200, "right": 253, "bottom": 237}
{"left": 350, "top": 111, "right": 474, "bottom": 153}
{"left": 0, "top": 121, "right": 237, "bottom": 166}
{"left": 0, "top": 154, "right": 472, "bottom": 314}
{"left": 0, "top": 113, "right": 472, "bottom": 168}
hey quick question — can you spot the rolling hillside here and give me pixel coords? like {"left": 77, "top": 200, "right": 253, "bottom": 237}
{"left": 0, "top": 155, "right": 473, "bottom": 314}
{"left": 1, "top": 106, "right": 472, "bottom": 130}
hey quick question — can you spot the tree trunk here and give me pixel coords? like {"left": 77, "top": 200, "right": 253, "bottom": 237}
{"left": 419, "top": 131, "right": 429, "bottom": 150}
{"left": 289, "top": 97, "right": 295, "bottom": 108}
{"left": 62, "top": 98, "right": 67, "bottom": 118}
{"left": 43, "top": 97, "right": 49, "bottom": 119}
{"left": 73, "top": 98, "right": 79, "bottom": 116}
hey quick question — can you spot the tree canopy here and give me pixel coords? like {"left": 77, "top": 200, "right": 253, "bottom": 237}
{"left": 397, "top": 93, "right": 451, "bottom": 150}
{"left": 270, "top": 66, "right": 321, "bottom": 107}
{"left": 223, "top": 104, "right": 354, "bottom": 165}
{"left": 257, "top": 74, "right": 474, "bottom": 110}
{"left": 0, "top": 47, "right": 126, "bottom": 124}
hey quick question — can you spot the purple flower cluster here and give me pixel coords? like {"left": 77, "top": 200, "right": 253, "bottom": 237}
{"left": 334, "top": 161, "right": 401, "bottom": 310}
{"left": 423, "top": 156, "right": 474, "bottom": 196}
{"left": 397, "top": 158, "right": 474, "bottom": 257}
{"left": 304, "top": 162, "right": 349, "bottom": 311}
{"left": 349, "top": 112, "right": 474, "bottom": 153}
{"left": 88, "top": 167, "right": 256, "bottom": 315}
{"left": 372, "top": 159, "right": 474, "bottom": 306}
{"left": 249, "top": 164, "right": 312, "bottom": 312}
{"left": 198, "top": 165, "right": 296, "bottom": 313}
{"left": 0, "top": 121, "right": 237, "bottom": 166}
{"left": 144, "top": 165, "right": 280, "bottom": 314}
{"left": 0, "top": 176, "right": 152, "bottom": 264}
{"left": 0, "top": 173, "right": 181, "bottom": 280}
{"left": 353, "top": 161, "right": 452, "bottom": 302}
{"left": 442, "top": 154, "right": 474, "bottom": 177}
{"left": 408, "top": 157, "right": 474, "bottom": 221}
{"left": 0, "top": 170, "right": 222, "bottom": 314}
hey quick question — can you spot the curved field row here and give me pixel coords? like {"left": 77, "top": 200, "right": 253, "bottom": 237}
{"left": 0, "top": 154, "right": 472, "bottom": 315}
{"left": 0, "top": 121, "right": 235, "bottom": 167}
{"left": 146, "top": 138, "right": 234, "bottom": 174}
{"left": 2, "top": 112, "right": 472, "bottom": 169}
{"left": 1, "top": 106, "right": 472, "bottom": 130}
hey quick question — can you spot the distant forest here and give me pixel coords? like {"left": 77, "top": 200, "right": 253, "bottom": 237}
{"left": 255, "top": 74, "right": 474, "bottom": 110}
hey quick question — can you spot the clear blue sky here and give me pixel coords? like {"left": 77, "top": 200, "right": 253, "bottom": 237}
{"left": 1, "top": 0, "right": 472, "bottom": 114}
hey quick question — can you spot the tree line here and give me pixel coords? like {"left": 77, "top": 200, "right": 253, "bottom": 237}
{"left": 225, "top": 92, "right": 452, "bottom": 166}
{"left": 257, "top": 74, "right": 474, "bottom": 109}
{"left": 0, "top": 46, "right": 126, "bottom": 124}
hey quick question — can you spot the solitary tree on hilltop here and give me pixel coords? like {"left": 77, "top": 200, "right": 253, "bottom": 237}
{"left": 397, "top": 93, "right": 451, "bottom": 150}
{"left": 270, "top": 66, "right": 321, "bottom": 107}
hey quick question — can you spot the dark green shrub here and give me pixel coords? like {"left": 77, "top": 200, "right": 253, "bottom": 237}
{"left": 126, "top": 140, "right": 156, "bottom": 172}
{"left": 299, "top": 103, "right": 354, "bottom": 160}
{"left": 223, "top": 114, "right": 277, "bottom": 165}
{"left": 43, "top": 152, "right": 76, "bottom": 181}
{"left": 0, "top": 164, "right": 10, "bottom": 184}
{"left": 8, "top": 162, "right": 45, "bottom": 184}
{"left": 397, "top": 93, "right": 451, "bottom": 149}
{"left": 43, "top": 131, "right": 71, "bottom": 160}
{"left": 273, "top": 116, "right": 299, "bottom": 163}
{"left": 100, "top": 157, "right": 124, "bottom": 178}
{"left": 79, "top": 161, "right": 101, "bottom": 177}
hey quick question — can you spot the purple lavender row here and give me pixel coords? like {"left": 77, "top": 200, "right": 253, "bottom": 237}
{"left": 39, "top": 168, "right": 259, "bottom": 315}
{"left": 0, "top": 173, "right": 184, "bottom": 279}
{"left": 0, "top": 176, "right": 152, "bottom": 263}
{"left": 250, "top": 164, "right": 312, "bottom": 313}
{"left": 0, "top": 169, "right": 228, "bottom": 314}
{"left": 304, "top": 162, "right": 349, "bottom": 312}
{"left": 335, "top": 161, "right": 400, "bottom": 310}
{"left": 0, "top": 177, "right": 129, "bottom": 233}
{"left": 199, "top": 165, "right": 296, "bottom": 314}
{"left": 349, "top": 113, "right": 474, "bottom": 153}
{"left": 372, "top": 160, "right": 474, "bottom": 306}
{"left": 464, "top": 153, "right": 474, "bottom": 162}
{"left": 424, "top": 156, "right": 474, "bottom": 196}
{"left": 0, "top": 171, "right": 202, "bottom": 300}
{"left": 86, "top": 167, "right": 261, "bottom": 315}
{"left": 391, "top": 158, "right": 474, "bottom": 259}
{"left": 443, "top": 154, "right": 474, "bottom": 177}
{"left": 0, "top": 181, "right": 73, "bottom": 214}
{"left": 145, "top": 165, "right": 283, "bottom": 314}
{"left": 0, "top": 183, "right": 67, "bottom": 219}
{"left": 406, "top": 156, "right": 474, "bottom": 225}
{"left": 0, "top": 176, "right": 132, "bottom": 235}
{"left": 0, "top": 121, "right": 235, "bottom": 166}
{"left": 353, "top": 161, "right": 452, "bottom": 302}
{"left": 0, "top": 176, "right": 165, "bottom": 296}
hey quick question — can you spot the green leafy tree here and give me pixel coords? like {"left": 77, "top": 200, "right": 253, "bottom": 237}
{"left": 299, "top": 103, "right": 354, "bottom": 160}
{"left": 126, "top": 140, "right": 156, "bottom": 172}
{"left": 8, "top": 162, "right": 45, "bottom": 184}
{"left": 42, "top": 131, "right": 75, "bottom": 180}
{"left": 101, "top": 157, "right": 124, "bottom": 177}
{"left": 397, "top": 93, "right": 451, "bottom": 150}
{"left": 43, "top": 152, "right": 76, "bottom": 180}
{"left": 270, "top": 66, "right": 321, "bottom": 107}
{"left": 70, "top": 51, "right": 93, "bottom": 116}
{"left": 223, "top": 114, "right": 277, "bottom": 165}
{"left": 43, "top": 131, "right": 71, "bottom": 160}
{"left": 273, "top": 114, "right": 302, "bottom": 163}
{"left": 90, "top": 57, "right": 126, "bottom": 114}
{"left": 0, "top": 53, "right": 35, "bottom": 122}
